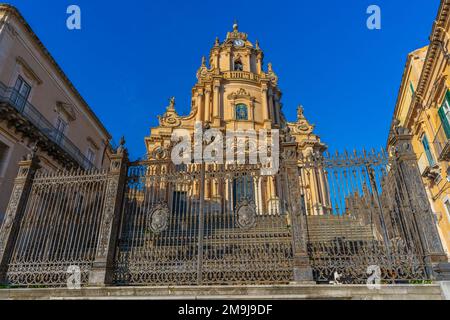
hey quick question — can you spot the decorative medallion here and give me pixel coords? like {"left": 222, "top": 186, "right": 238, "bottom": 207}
{"left": 147, "top": 203, "right": 170, "bottom": 233}
{"left": 236, "top": 200, "right": 257, "bottom": 229}
{"left": 152, "top": 146, "right": 168, "bottom": 160}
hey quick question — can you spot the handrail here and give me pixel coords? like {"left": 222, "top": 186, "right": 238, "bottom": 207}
{"left": 0, "top": 81, "right": 95, "bottom": 169}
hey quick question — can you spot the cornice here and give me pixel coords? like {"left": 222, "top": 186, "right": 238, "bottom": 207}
{"left": 388, "top": 0, "right": 450, "bottom": 145}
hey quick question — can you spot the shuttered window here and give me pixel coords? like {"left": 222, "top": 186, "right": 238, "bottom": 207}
{"left": 438, "top": 91, "right": 450, "bottom": 138}
{"left": 421, "top": 134, "right": 435, "bottom": 166}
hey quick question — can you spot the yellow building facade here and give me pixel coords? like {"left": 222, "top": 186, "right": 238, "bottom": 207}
{"left": 388, "top": 0, "right": 450, "bottom": 256}
{"left": 144, "top": 24, "right": 329, "bottom": 216}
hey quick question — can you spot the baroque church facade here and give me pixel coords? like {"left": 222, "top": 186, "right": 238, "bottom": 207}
{"left": 144, "top": 23, "right": 330, "bottom": 216}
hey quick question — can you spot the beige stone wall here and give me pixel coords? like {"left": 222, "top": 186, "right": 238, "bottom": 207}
{"left": 0, "top": 5, "right": 112, "bottom": 220}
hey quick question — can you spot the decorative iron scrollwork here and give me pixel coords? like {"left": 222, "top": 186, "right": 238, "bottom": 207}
{"left": 236, "top": 200, "right": 257, "bottom": 229}
{"left": 147, "top": 202, "right": 170, "bottom": 233}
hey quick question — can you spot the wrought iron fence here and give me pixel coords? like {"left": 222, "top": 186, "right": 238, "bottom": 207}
{"left": 114, "top": 161, "right": 294, "bottom": 285}
{"left": 0, "top": 141, "right": 446, "bottom": 287}
{"left": 298, "top": 150, "right": 429, "bottom": 284}
{"left": 5, "top": 169, "right": 108, "bottom": 286}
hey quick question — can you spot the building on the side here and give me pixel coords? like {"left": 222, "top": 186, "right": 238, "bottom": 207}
{"left": 388, "top": 0, "right": 450, "bottom": 256}
{"left": 0, "top": 4, "right": 113, "bottom": 220}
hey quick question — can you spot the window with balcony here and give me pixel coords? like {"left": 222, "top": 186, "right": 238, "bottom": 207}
{"left": 438, "top": 95, "right": 450, "bottom": 139}
{"left": 445, "top": 199, "right": 450, "bottom": 221}
{"left": 12, "top": 76, "right": 31, "bottom": 109}
{"left": 55, "top": 117, "right": 67, "bottom": 144}
{"left": 235, "top": 103, "right": 248, "bottom": 120}
{"left": 86, "top": 148, "right": 95, "bottom": 165}
{"left": 0, "top": 141, "right": 9, "bottom": 177}
{"left": 421, "top": 134, "right": 435, "bottom": 167}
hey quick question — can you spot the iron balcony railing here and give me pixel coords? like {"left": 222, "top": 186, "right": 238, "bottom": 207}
{"left": 0, "top": 81, "right": 95, "bottom": 169}
{"left": 432, "top": 123, "right": 450, "bottom": 161}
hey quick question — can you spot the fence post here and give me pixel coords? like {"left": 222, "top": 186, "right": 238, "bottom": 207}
{"left": 88, "top": 139, "right": 128, "bottom": 286}
{"left": 389, "top": 125, "right": 450, "bottom": 280}
{"left": 282, "top": 133, "right": 314, "bottom": 283}
{"left": 0, "top": 153, "right": 39, "bottom": 284}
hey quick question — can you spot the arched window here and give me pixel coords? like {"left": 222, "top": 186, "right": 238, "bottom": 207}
{"left": 233, "top": 175, "right": 255, "bottom": 207}
{"left": 235, "top": 103, "right": 248, "bottom": 120}
{"left": 234, "top": 59, "right": 243, "bottom": 71}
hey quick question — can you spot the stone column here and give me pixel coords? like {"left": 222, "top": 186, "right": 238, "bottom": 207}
{"left": 88, "top": 142, "right": 128, "bottom": 286}
{"left": 0, "top": 153, "right": 39, "bottom": 283}
{"left": 268, "top": 88, "right": 274, "bottom": 124}
{"left": 204, "top": 88, "right": 211, "bottom": 123}
{"left": 274, "top": 94, "right": 281, "bottom": 125}
{"left": 282, "top": 138, "right": 314, "bottom": 283}
{"left": 196, "top": 91, "right": 203, "bottom": 122}
{"left": 389, "top": 126, "right": 450, "bottom": 280}
{"left": 261, "top": 83, "right": 270, "bottom": 126}
{"left": 213, "top": 81, "right": 220, "bottom": 125}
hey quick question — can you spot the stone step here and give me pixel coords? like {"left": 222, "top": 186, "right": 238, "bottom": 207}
{"left": 0, "top": 284, "right": 445, "bottom": 300}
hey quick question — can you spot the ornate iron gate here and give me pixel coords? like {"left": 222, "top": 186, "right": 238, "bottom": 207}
{"left": 113, "top": 161, "right": 294, "bottom": 285}
{"left": 1, "top": 134, "right": 446, "bottom": 287}
{"left": 5, "top": 169, "right": 108, "bottom": 286}
{"left": 299, "top": 150, "right": 431, "bottom": 283}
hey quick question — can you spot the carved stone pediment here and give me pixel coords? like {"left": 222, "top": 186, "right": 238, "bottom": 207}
{"left": 55, "top": 101, "right": 76, "bottom": 122}
{"left": 429, "top": 74, "right": 448, "bottom": 109}
{"left": 227, "top": 88, "right": 255, "bottom": 101}
{"left": 16, "top": 57, "right": 42, "bottom": 85}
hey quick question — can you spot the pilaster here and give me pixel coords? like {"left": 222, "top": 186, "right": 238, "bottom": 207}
{"left": 390, "top": 125, "right": 450, "bottom": 279}
{"left": 88, "top": 141, "right": 128, "bottom": 286}
{"left": 282, "top": 134, "right": 314, "bottom": 283}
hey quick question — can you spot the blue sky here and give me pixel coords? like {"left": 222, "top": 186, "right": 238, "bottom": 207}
{"left": 6, "top": 0, "right": 440, "bottom": 160}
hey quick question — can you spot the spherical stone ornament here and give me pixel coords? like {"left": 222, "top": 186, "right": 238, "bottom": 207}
{"left": 236, "top": 200, "right": 257, "bottom": 229}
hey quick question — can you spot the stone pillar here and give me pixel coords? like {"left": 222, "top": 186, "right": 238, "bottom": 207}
{"left": 88, "top": 142, "right": 128, "bottom": 286}
{"left": 256, "top": 52, "right": 263, "bottom": 74}
{"left": 389, "top": 126, "right": 450, "bottom": 280}
{"left": 196, "top": 91, "right": 203, "bottom": 122}
{"left": 268, "top": 88, "right": 274, "bottom": 124}
{"left": 282, "top": 137, "right": 314, "bottom": 283}
{"left": 274, "top": 95, "right": 281, "bottom": 125}
{"left": 0, "top": 154, "right": 39, "bottom": 283}
{"left": 204, "top": 88, "right": 211, "bottom": 123}
{"left": 261, "top": 83, "right": 270, "bottom": 126}
{"left": 213, "top": 81, "right": 220, "bottom": 125}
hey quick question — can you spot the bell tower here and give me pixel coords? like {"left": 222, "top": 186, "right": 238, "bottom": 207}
{"left": 145, "top": 23, "right": 326, "bottom": 161}
{"left": 190, "top": 22, "right": 282, "bottom": 130}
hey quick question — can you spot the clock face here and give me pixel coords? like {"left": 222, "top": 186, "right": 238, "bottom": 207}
{"left": 234, "top": 39, "right": 244, "bottom": 47}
